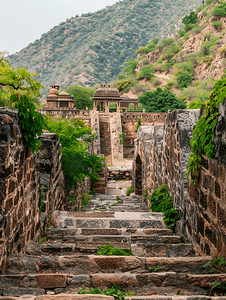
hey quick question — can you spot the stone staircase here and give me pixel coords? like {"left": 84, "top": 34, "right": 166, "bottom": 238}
{"left": 1, "top": 192, "right": 226, "bottom": 300}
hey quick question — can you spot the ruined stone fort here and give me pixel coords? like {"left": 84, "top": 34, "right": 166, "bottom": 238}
{"left": 0, "top": 84, "right": 225, "bottom": 298}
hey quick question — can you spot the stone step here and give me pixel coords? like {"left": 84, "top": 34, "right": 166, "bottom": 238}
{"left": 1, "top": 273, "right": 226, "bottom": 296}
{"left": 132, "top": 243, "right": 195, "bottom": 257}
{"left": 25, "top": 242, "right": 131, "bottom": 256}
{"left": 0, "top": 290, "right": 114, "bottom": 299}
{"left": 48, "top": 228, "right": 173, "bottom": 237}
{"left": 5, "top": 255, "right": 211, "bottom": 275}
{"left": 125, "top": 297, "right": 226, "bottom": 300}
{"left": 45, "top": 235, "right": 182, "bottom": 245}
{"left": 56, "top": 217, "right": 165, "bottom": 229}
{"left": 25, "top": 241, "right": 192, "bottom": 257}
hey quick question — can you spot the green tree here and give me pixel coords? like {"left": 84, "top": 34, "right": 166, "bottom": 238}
{"left": 139, "top": 87, "right": 186, "bottom": 113}
{"left": 182, "top": 11, "right": 199, "bottom": 25}
{"left": 123, "top": 59, "right": 138, "bottom": 75}
{"left": 137, "top": 64, "right": 154, "bottom": 79}
{"left": 177, "top": 71, "right": 193, "bottom": 89}
{"left": 0, "top": 52, "right": 43, "bottom": 106}
{"left": 64, "top": 85, "right": 95, "bottom": 110}
{"left": 43, "top": 116, "right": 103, "bottom": 188}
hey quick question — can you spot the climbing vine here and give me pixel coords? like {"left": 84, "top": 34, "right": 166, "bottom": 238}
{"left": 11, "top": 94, "right": 43, "bottom": 153}
{"left": 119, "top": 132, "right": 125, "bottom": 145}
{"left": 186, "top": 78, "right": 226, "bottom": 185}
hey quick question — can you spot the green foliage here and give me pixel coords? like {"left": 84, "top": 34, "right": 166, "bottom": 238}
{"left": 81, "top": 193, "right": 91, "bottom": 208}
{"left": 0, "top": 52, "right": 43, "bottom": 100}
{"left": 126, "top": 185, "right": 134, "bottom": 196}
{"left": 152, "top": 38, "right": 159, "bottom": 45}
{"left": 65, "top": 85, "right": 94, "bottom": 110}
{"left": 162, "top": 45, "right": 182, "bottom": 61}
{"left": 188, "top": 99, "right": 203, "bottom": 109}
{"left": 177, "top": 29, "right": 186, "bottom": 37}
{"left": 97, "top": 242, "right": 132, "bottom": 256}
{"left": 204, "top": 33, "right": 212, "bottom": 41}
{"left": 158, "top": 38, "right": 175, "bottom": 50}
{"left": 177, "top": 71, "right": 193, "bottom": 89}
{"left": 202, "top": 255, "right": 226, "bottom": 274}
{"left": 43, "top": 116, "right": 103, "bottom": 188}
{"left": 149, "top": 184, "right": 179, "bottom": 230}
{"left": 39, "top": 237, "right": 47, "bottom": 244}
{"left": 143, "top": 189, "right": 148, "bottom": 202}
{"left": 78, "top": 284, "right": 135, "bottom": 300}
{"left": 40, "top": 185, "right": 46, "bottom": 212}
{"left": 137, "top": 64, "right": 155, "bottom": 79}
{"left": 139, "top": 87, "right": 186, "bottom": 113}
{"left": 208, "top": 281, "right": 226, "bottom": 296}
{"left": 201, "top": 40, "right": 218, "bottom": 56}
{"left": 183, "top": 33, "right": 190, "bottom": 40}
{"left": 135, "top": 118, "right": 142, "bottom": 132}
{"left": 115, "top": 79, "right": 137, "bottom": 92}
{"left": 12, "top": 94, "right": 43, "bottom": 152}
{"left": 211, "top": 3, "right": 226, "bottom": 16}
{"left": 212, "top": 21, "right": 223, "bottom": 30}
{"left": 182, "top": 11, "right": 199, "bottom": 31}
{"left": 187, "top": 78, "right": 226, "bottom": 185}
{"left": 154, "top": 265, "right": 163, "bottom": 272}
{"left": 120, "top": 132, "right": 125, "bottom": 145}
{"left": 123, "top": 60, "right": 138, "bottom": 75}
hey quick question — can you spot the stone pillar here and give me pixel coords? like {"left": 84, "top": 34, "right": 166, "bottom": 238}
{"left": 93, "top": 101, "right": 97, "bottom": 111}
{"left": 143, "top": 108, "right": 146, "bottom": 113}
{"left": 105, "top": 101, "right": 109, "bottom": 113}
{"left": 116, "top": 101, "right": 120, "bottom": 113}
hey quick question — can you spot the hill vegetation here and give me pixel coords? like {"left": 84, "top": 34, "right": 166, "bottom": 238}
{"left": 114, "top": 0, "right": 226, "bottom": 110}
{"left": 8, "top": 0, "right": 200, "bottom": 95}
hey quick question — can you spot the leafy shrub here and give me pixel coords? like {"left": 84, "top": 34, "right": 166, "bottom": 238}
{"left": 177, "top": 29, "right": 186, "bottom": 37}
{"left": 78, "top": 284, "right": 135, "bottom": 300}
{"left": 187, "top": 78, "right": 226, "bottom": 185}
{"left": 115, "top": 79, "right": 137, "bottom": 92}
{"left": 174, "top": 61, "right": 195, "bottom": 76}
{"left": 204, "top": 33, "right": 212, "bottom": 41}
{"left": 158, "top": 38, "right": 175, "bottom": 50}
{"left": 149, "top": 184, "right": 179, "bottom": 230}
{"left": 182, "top": 11, "right": 199, "bottom": 25}
{"left": 97, "top": 242, "right": 132, "bottom": 256}
{"left": 201, "top": 55, "right": 213, "bottom": 64}
{"left": 211, "top": 3, "right": 226, "bottom": 16}
{"left": 162, "top": 45, "right": 182, "bottom": 61}
{"left": 126, "top": 185, "right": 134, "bottom": 196}
{"left": 117, "top": 74, "right": 126, "bottom": 80}
{"left": 123, "top": 60, "right": 138, "bottom": 75}
{"left": 152, "top": 38, "right": 159, "bottom": 45}
{"left": 202, "top": 255, "right": 226, "bottom": 274}
{"left": 139, "top": 87, "right": 186, "bottom": 113}
{"left": 183, "top": 33, "right": 190, "bottom": 40}
{"left": 177, "top": 71, "right": 193, "bottom": 89}
{"left": 137, "top": 64, "right": 154, "bottom": 79}
{"left": 81, "top": 193, "right": 91, "bottom": 208}
{"left": 190, "top": 25, "right": 203, "bottom": 34}
{"left": 212, "top": 21, "right": 223, "bottom": 30}
{"left": 135, "top": 118, "right": 142, "bottom": 132}
{"left": 120, "top": 132, "right": 125, "bottom": 145}
{"left": 188, "top": 99, "right": 203, "bottom": 109}
{"left": 43, "top": 116, "right": 103, "bottom": 188}
{"left": 201, "top": 39, "right": 219, "bottom": 56}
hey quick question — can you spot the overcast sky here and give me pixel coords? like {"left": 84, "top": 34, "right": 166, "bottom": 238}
{"left": 1, "top": 0, "right": 120, "bottom": 55}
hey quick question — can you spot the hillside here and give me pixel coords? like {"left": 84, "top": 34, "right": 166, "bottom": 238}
{"left": 8, "top": 0, "right": 200, "bottom": 95}
{"left": 115, "top": 0, "right": 226, "bottom": 109}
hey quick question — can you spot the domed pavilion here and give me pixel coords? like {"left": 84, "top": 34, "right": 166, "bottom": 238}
{"left": 45, "top": 85, "right": 75, "bottom": 109}
{"left": 93, "top": 84, "right": 138, "bottom": 113}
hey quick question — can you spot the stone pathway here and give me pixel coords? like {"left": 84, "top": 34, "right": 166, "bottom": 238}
{"left": 1, "top": 182, "right": 226, "bottom": 299}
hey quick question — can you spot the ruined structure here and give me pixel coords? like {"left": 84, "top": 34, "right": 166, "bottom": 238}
{"left": 40, "top": 85, "right": 167, "bottom": 164}
{"left": 133, "top": 102, "right": 226, "bottom": 258}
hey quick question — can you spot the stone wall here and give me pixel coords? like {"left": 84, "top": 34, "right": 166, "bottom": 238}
{"left": 185, "top": 100, "right": 226, "bottom": 258}
{"left": 133, "top": 106, "right": 226, "bottom": 257}
{"left": 122, "top": 112, "right": 167, "bottom": 158}
{"left": 0, "top": 108, "right": 66, "bottom": 270}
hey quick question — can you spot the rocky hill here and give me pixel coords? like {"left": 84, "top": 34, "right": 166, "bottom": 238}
{"left": 8, "top": 0, "right": 200, "bottom": 94}
{"left": 116, "top": 0, "right": 226, "bottom": 107}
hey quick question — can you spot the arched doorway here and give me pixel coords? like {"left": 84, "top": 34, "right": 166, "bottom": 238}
{"left": 135, "top": 154, "right": 142, "bottom": 195}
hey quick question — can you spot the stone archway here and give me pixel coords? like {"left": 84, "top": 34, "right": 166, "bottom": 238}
{"left": 135, "top": 154, "right": 142, "bottom": 195}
